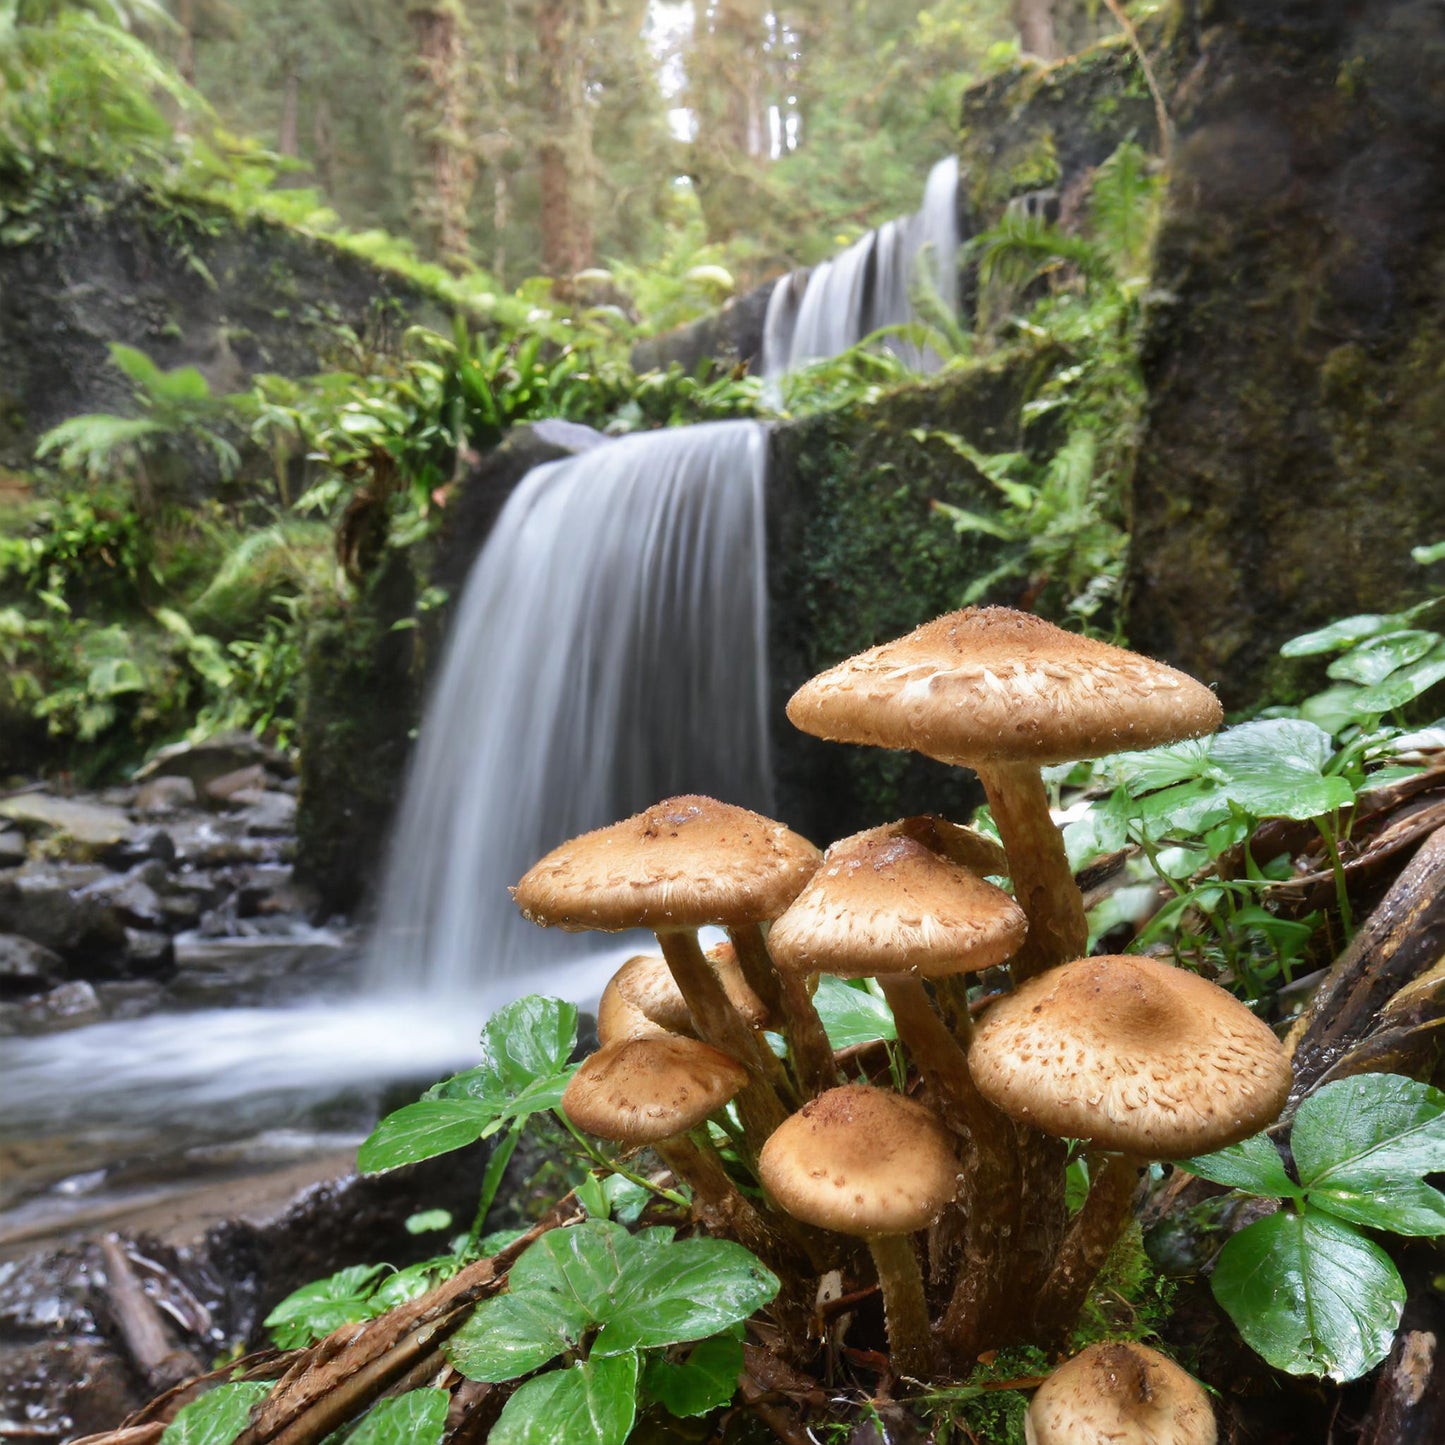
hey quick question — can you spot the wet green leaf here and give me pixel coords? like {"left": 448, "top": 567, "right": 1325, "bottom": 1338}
{"left": 1350, "top": 650, "right": 1445, "bottom": 714}
{"left": 813, "top": 975, "right": 896, "bottom": 1049}
{"left": 160, "top": 1382, "right": 272, "bottom": 1445}
{"left": 1326, "top": 630, "right": 1441, "bottom": 685}
{"left": 490, "top": 1352, "right": 639, "bottom": 1445}
{"left": 1210, "top": 1209, "right": 1403, "bottom": 1380}
{"left": 346, "top": 1389, "right": 449, "bottom": 1445}
{"left": 448, "top": 1290, "right": 593, "bottom": 1382}
{"left": 357, "top": 1098, "right": 497, "bottom": 1173}
{"left": 641, "top": 1334, "right": 744, "bottom": 1417}
{"left": 1281, "top": 614, "right": 1399, "bottom": 656}
{"left": 263, "top": 1263, "right": 389, "bottom": 1346}
{"left": 1182, "top": 1133, "right": 1299, "bottom": 1198}
{"left": 1209, "top": 720, "right": 1355, "bottom": 820}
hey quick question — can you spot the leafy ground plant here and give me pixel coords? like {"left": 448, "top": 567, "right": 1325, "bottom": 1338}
{"left": 1184, "top": 1072, "right": 1445, "bottom": 1382}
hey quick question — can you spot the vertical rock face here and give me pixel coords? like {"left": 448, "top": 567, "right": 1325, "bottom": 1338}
{"left": 1127, "top": 0, "right": 1445, "bottom": 707}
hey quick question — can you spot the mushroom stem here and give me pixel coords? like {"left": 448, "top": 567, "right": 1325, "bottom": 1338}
{"left": 656, "top": 928, "right": 788, "bottom": 1150}
{"left": 876, "top": 975, "right": 1021, "bottom": 1361}
{"left": 973, "top": 760, "right": 1087, "bottom": 982}
{"left": 653, "top": 1132, "right": 794, "bottom": 1264}
{"left": 867, "top": 1232, "right": 938, "bottom": 1379}
{"left": 1032, "top": 1152, "right": 1143, "bottom": 1343}
{"left": 729, "top": 923, "right": 840, "bottom": 1097}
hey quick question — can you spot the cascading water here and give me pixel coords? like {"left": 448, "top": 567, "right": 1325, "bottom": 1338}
{"left": 762, "top": 155, "right": 961, "bottom": 377}
{"left": 363, "top": 419, "right": 774, "bottom": 1002}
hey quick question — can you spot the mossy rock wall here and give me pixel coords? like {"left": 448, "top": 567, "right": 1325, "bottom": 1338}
{"left": 0, "top": 176, "right": 448, "bottom": 470}
{"left": 1126, "top": 0, "right": 1445, "bottom": 706}
{"left": 766, "top": 350, "right": 1051, "bottom": 846}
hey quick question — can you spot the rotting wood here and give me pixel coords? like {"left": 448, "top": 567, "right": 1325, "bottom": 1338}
{"left": 1286, "top": 824, "right": 1445, "bottom": 1101}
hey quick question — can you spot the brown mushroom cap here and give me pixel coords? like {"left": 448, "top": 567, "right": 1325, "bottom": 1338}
{"left": 970, "top": 955, "right": 1292, "bottom": 1158}
{"left": 758, "top": 1084, "right": 959, "bottom": 1236}
{"left": 1026, "top": 1341, "right": 1217, "bottom": 1445}
{"left": 596, "top": 948, "right": 773, "bottom": 1045}
{"left": 786, "top": 607, "right": 1224, "bottom": 767}
{"left": 513, "top": 795, "right": 821, "bottom": 932}
{"left": 768, "top": 832, "right": 1026, "bottom": 979}
{"left": 561, "top": 1034, "right": 749, "bottom": 1146}
{"left": 833, "top": 814, "right": 1010, "bottom": 877}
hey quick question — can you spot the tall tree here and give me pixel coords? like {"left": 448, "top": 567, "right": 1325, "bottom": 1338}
{"left": 406, "top": 0, "right": 475, "bottom": 269}
{"left": 535, "top": 0, "right": 596, "bottom": 279}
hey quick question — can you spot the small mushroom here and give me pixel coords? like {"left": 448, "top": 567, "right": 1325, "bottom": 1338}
{"left": 514, "top": 795, "right": 821, "bottom": 1150}
{"left": 1026, "top": 1341, "right": 1217, "bottom": 1445}
{"left": 562, "top": 1034, "right": 783, "bottom": 1261}
{"left": 759, "top": 1085, "right": 959, "bottom": 1378}
{"left": 596, "top": 949, "right": 771, "bottom": 1047}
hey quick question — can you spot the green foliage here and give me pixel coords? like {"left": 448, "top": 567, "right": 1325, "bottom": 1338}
{"left": 448, "top": 1221, "right": 775, "bottom": 1445}
{"left": 930, "top": 142, "right": 1162, "bottom": 627}
{"left": 35, "top": 342, "right": 242, "bottom": 506}
{"left": 1186, "top": 1073, "right": 1445, "bottom": 1380}
{"left": 1061, "top": 584, "right": 1444, "bottom": 997}
{"left": 346, "top": 1389, "right": 449, "bottom": 1445}
{"left": 157, "top": 1381, "right": 271, "bottom": 1445}
{"left": 812, "top": 975, "right": 897, "bottom": 1050}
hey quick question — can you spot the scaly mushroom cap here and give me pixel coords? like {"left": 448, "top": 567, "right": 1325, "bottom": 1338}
{"left": 561, "top": 1034, "right": 749, "bottom": 1145}
{"left": 833, "top": 814, "right": 1010, "bottom": 877}
{"left": 1026, "top": 1341, "right": 1217, "bottom": 1445}
{"left": 513, "top": 795, "right": 821, "bottom": 932}
{"left": 786, "top": 607, "right": 1223, "bottom": 767}
{"left": 970, "top": 955, "right": 1292, "bottom": 1158}
{"left": 758, "top": 1084, "right": 959, "bottom": 1237}
{"left": 596, "top": 948, "right": 773, "bottom": 1046}
{"left": 768, "top": 833, "right": 1026, "bottom": 979}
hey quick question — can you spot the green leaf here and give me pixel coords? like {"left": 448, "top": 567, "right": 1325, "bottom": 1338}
{"left": 594, "top": 1232, "right": 779, "bottom": 1354}
{"left": 1210, "top": 1209, "right": 1405, "bottom": 1380}
{"left": 813, "top": 975, "right": 896, "bottom": 1050}
{"left": 576, "top": 1172, "right": 611, "bottom": 1219}
{"left": 490, "top": 1352, "right": 639, "bottom": 1445}
{"left": 641, "top": 1334, "right": 744, "bottom": 1418}
{"left": 1292, "top": 1075, "right": 1445, "bottom": 1235}
{"left": 357, "top": 1098, "right": 497, "bottom": 1173}
{"left": 1182, "top": 1133, "right": 1299, "bottom": 1199}
{"left": 1411, "top": 542, "right": 1445, "bottom": 565}
{"left": 263, "top": 1263, "right": 388, "bottom": 1347}
{"left": 160, "top": 1383, "right": 271, "bottom": 1445}
{"left": 447, "top": 1290, "right": 594, "bottom": 1382}
{"left": 346, "top": 1389, "right": 449, "bottom": 1445}
{"left": 371, "top": 1257, "right": 457, "bottom": 1312}
{"left": 1281, "top": 614, "right": 1399, "bottom": 656}
{"left": 1350, "top": 650, "right": 1445, "bottom": 714}
{"left": 1209, "top": 720, "right": 1356, "bottom": 820}
{"left": 406, "top": 1209, "right": 453, "bottom": 1234}
{"left": 1326, "top": 630, "right": 1441, "bottom": 686}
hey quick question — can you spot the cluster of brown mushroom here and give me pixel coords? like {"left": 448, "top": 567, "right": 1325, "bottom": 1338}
{"left": 511, "top": 606, "right": 1293, "bottom": 1431}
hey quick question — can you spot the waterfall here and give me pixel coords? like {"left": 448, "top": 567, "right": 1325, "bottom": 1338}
{"left": 363, "top": 420, "right": 774, "bottom": 1001}
{"left": 762, "top": 155, "right": 961, "bottom": 378}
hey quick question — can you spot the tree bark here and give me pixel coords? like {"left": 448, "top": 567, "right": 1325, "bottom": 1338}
{"left": 406, "top": 0, "right": 474, "bottom": 270}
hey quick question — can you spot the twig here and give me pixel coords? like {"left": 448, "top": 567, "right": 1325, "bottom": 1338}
{"left": 1101, "top": 0, "right": 1172, "bottom": 165}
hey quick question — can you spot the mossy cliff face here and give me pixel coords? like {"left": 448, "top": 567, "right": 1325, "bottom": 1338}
{"left": 766, "top": 349, "right": 1051, "bottom": 847}
{"left": 0, "top": 177, "right": 447, "bottom": 469}
{"left": 1127, "top": 0, "right": 1445, "bottom": 707}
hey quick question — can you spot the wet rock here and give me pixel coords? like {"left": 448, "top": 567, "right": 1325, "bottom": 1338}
{"left": 0, "top": 794, "right": 131, "bottom": 860}
{"left": 204, "top": 763, "right": 268, "bottom": 807}
{"left": 77, "top": 869, "right": 167, "bottom": 932}
{"left": 102, "top": 825, "right": 176, "bottom": 870}
{"left": 236, "top": 790, "right": 297, "bottom": 836}
{"left": 135, "top": 731, "right": 292, "bottom": 790}
{"left": 134, "top": 775, "right": 198, "bottom": 815}
{"left": 121, "top": 928, "right": 174, "bottom": 977}
{"left": 0, "top": 1338, "right": 136, "bottom": 1440}
{"left": 9, "top": 980, "right": 103, "bottom": 1033}
{"left": 0, "top": 830, "right": 26, "bottom": 867}
{"left": 166, "top": 816, "right": 282, "bottom": 869}
{"left": 0, "top": 934, "right": 63, "bottom": 998}
{"left": 0, "top": 862, "right": 125, "bottom": 962}
{"left": 94, "top": 979, "right": 168, "bottom": 1020}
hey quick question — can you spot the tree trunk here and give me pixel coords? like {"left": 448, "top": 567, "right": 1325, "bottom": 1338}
{"left": 1013, "top": 0, "right": 1058, "bottom": 60}
{"left": 406, "top": 0, "right": 474, "bottom": 271}
{"left": 278, "top": 71, "right": 300, "bottom": 157}
{"left": 537, "top": 0, "right": 595, "bottom": 282}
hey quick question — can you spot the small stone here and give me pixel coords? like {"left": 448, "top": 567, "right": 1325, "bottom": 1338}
{"left": 0, "top": 933, "right": 64, "bottom": 997}
{"left": 0, "top": 828, "right": 26, "bottom": 866}
{"left": 237, "top": 791, "right": 297, "bottom": 836}
{"left": 102, "top": 825, "right": 177, "bottom": 869}
{"left": 204, "top": 764, "right": 268, "bottom": 807}
{"left": 135, "top": 775, "right": 199, "bottom": 814}
{"left": 121, "top": 928, "right": 175, "bottom": 976}
{"left": 0, "top": 794, "right": 131, "bottom": 858}
{"left": 24, "top": 979, "right": 102, "bottom": 1028}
